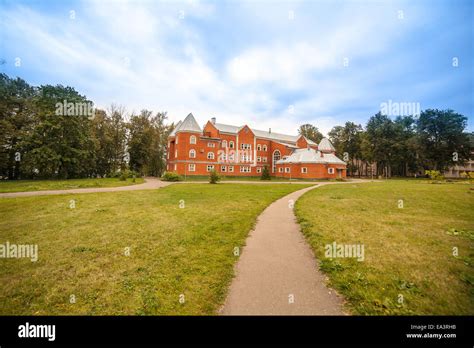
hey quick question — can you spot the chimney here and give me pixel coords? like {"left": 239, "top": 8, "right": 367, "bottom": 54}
{"left": 211, "top": 117, "right": 216, "bottom": 124}
{"left": 269, "top": 128, "right": 271, "bottom": 134}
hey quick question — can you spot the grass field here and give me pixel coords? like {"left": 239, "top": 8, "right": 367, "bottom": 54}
{"left": 295, "top": 180, "right": 474, "bottom": 315}
{"left": 0, "top": 183, "right": 309, "bottom": 315}
{"left": 0, "top": 177, "right": 145, "bottom": 193}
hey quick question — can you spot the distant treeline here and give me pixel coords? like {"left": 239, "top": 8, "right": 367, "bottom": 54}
{"left": 0, "top": 74, "right": 173, "bottom": 179}
{"left": 300, "top": 113, "right": 472, "bottom": 177}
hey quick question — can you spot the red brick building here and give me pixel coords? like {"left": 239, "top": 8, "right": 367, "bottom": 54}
{"left": 167, "top": 113, "right": 346, "bottom": 179}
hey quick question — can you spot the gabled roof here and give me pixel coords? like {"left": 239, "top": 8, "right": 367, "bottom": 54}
{"left": 318, "top": 137, "right": 336, "bottom": 152}
{"left": 175, "top": 113, "right": 202, "bottom": 134}
{"left": 297, "top": 135, "right": 318, "bottom": 146}
{"left": 276, "top": 148, "right": 346, "bottom": 165}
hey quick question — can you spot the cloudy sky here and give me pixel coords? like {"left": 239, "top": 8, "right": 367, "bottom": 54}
{"left": 1, "top": 0, "right": 472, "bottom": 135}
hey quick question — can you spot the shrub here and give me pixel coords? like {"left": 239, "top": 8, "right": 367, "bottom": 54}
{"left": 425, "top": 170, "right": 444, "bottom": 181}
{"left": 209, "top": 169, "right": 220, "bottom": 184}
{"left": 161, "top": 172, "right": 182, "bottom": 182}
{"left": 260, "top": 165, "right": 271, "bottom": 180}
{"left": 119, "top": 172, "right": 127, "bottom": 181}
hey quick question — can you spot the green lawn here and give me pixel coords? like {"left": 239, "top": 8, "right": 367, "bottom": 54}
{"left": 0, "top": 177, "right": 145, "bottom": 193}
{"left": 0, "top": 183, "right": 309, "bottom": 315}
{"left": 295, "top": 180, "right": 474, "bottom": 315}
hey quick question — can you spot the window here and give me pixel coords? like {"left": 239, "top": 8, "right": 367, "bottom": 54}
{"left": 328, "top": 167, "right": 335, "bottom": 174}
{"left": 240, "top": 166, "right": 251, "bottom": 173}
{"left": 257, "top": 144, "right": 261, "bottom": 151}
{"left": 222, "top": 140, "right": 227, "bottom": 148}
{"left": 262, "top": 157, "right": 267, "bottom": 163}
{"left": 188, "top": 164, "right": 195, "bottom": 172}
{"left": 257, "top": 156, "right": 261, "bottom": 162}
{"left": 273, "top": 150, "right": 281, "bottom": 173}
{"left": 278, "top": 167, "right": 283, "bottom": 173}
{"left": 228, "top": 166, "right": 234, "bottom": 173}
{"left": 221, "top": 166, "right": 227, "bottom": 172}
{"left": 207, "top": 142, "right": 215, "bottom": 148}
{"left": 189, "top": 149, "right": 196, "bottom": 158}
{"left": 301, "top": 167, "right": 308, "bottom": 174}
{"left": 229, "top": 141, "right": 234, "bottom": 149}
{"left": 263, "top": 145, "right": 267, "bottom": 151}
{"left": 241, "top": 154, "right": 250, "bottom": 162}
{"left": 174, "top": 164, "right": 177, "bottom": 171}
{"left": 257, "top": 167, "right": 262, "bottom": 173}
{"left": 207, "top": 152, "right": 215, "bottom": 160}
{"left": 285, "top": 167, "right": 290, "bottom": 173}
{"left": 240, "top": 143, "right": 251, "bottom": 150}
{"left": 219, "top": 152, "right": 227, "bottom": 161}
{"left": 190, "top": 135, "right": 196, "bottom": 144}
{"left": 207, "top": 165, "right": 214, "bottom": 172}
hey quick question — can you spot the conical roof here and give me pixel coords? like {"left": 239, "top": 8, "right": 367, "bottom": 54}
{"left": 318, "top": 137, "right": 336, "bottom": 152}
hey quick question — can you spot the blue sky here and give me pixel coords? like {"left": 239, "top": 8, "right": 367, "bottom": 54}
{"left": 1, "top": 0, "right": 472, "bottom": 135}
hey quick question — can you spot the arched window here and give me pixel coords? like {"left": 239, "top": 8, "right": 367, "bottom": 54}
{"left": 222, "top": 140, "right": 227, "bottom": 148}
{"left": 189, "top": 149, "right": 196, "bottom": 158}
{"left": 263, "top": 145, "right": 267, "bottom": 152}
{"left": 229, "top": 141, "right": 234, "bottom": 149}
{"left": 207, "top": 152, "right": 215, "bottom": 160}
{"left": 190, "top": 135, "right": 196, "bottom": 144}
{"left": 272, "top": 150, "right": 281, "bottom": 173}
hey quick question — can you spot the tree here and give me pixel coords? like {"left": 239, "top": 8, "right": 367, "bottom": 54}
{"left": 0, "top": 73, "right": 36, "bottom": 179}
{"left": 416, "top": 109, "right": 470, "bottom": 170}
{"left": 21, "top": 84, "right": 96, "bottom": 178}
{"left": 107, "top": 104, "right": 127, "bottom": 173}
{"left": 328, "top": 122, "right": 363, "bottom": 176}
{"left": 209, "top": 169, "right": 220, "bottom": 184}
{"left": 260, "top": 165, "right": 271, "bottom": 180}
{"left": 298, "top": 124, "right": 323, "bottom": 143}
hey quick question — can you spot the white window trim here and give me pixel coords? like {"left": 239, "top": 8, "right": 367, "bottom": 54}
{"left": 257, "top": 144, "right": 261, "bottom": 151}
{"left": 189, "top": 149, "right": 196, "bottom": 158}
{"left": 229, "top": 141, "right": 234, "bottom": 149}
{"left": 190, "top": 135, "right": 196, "bottom": 144}
{"left": 207, "top": 152, "right": 215, "bottom": 160}
{"left": 328, "top": 167, "right": 335, "bottom": 174}
{"left": 301, "top": 167, "right": 307, "bottom": 173}
{"left": 188, "top": 164, "right": 195, "bottom": 172}
{"left": 206, "top": 165, "right": 215, "bottom": 172}
{"left": 257, "top": 167, "right": 262, "bottom": 173}
{"left": 285, "top": 167, "right": 290, "bottom": 173}
{"left": 257, "top": 156, "right": 261, "bottom": 162}
{"left": 222, "top": 140, "right": 227, "bottom": 148}
{"left": 221, "top": 166, "right": 227, "bottom": 172}
{"left": 228, "top": 166, "right": 234, "bottom": 172}
{"left": 278, "top": 167, "right": 283, "bottom": 173}
{"left": 263, "top": 145, "right": 267, "bottom": 151}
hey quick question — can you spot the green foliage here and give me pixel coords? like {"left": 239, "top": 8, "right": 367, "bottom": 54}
{"left": 298, "top": 124, "right": 323, "bottom": 143}
{"left": 425, "top": 170, "right": 444, "bottom": 181}
{"left": 209, "top": 169, "right": 220, "bottom": 184}
{"left": 260, "top": 165, "right": 271, "bottom": 180}
{"left": 0, "top": 74, "right": 171, "bottom": 180}
{"left": 161, "top": 171, "right": 182, "bottom": 182}
{"left": 119, "top": 172, "right": 127, "bottom": 181}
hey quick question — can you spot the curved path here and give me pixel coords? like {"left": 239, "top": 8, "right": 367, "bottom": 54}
{"left": 0, "top": 177, "right": 171, "bottom": 198}
{"left": 220, "top": 182, "right": 365, "bottom": 315}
